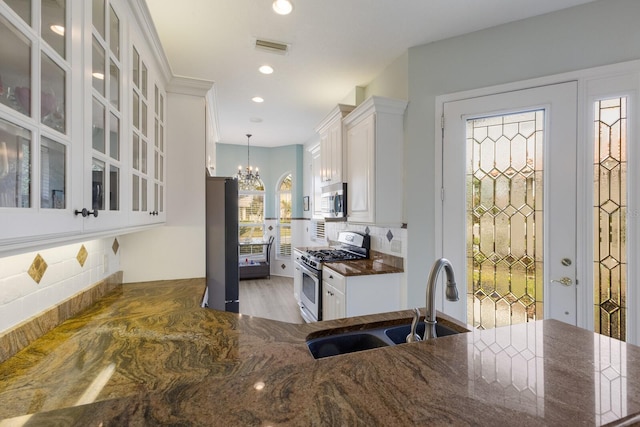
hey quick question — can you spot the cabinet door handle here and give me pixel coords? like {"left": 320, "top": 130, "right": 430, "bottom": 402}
{"left": 74, "top": 208, "right": 98, "bottom": 218}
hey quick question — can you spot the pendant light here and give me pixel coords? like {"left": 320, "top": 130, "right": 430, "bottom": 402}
{"left": 236, "top": 134, "right": 261, "bottom": 190}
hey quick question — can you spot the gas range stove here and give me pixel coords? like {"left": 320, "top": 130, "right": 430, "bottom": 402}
{"left": 296, "top": 231, "right": 370, "bottom": 323}
{"left": 300, "top": 231, "right": 370, "bottom": 270}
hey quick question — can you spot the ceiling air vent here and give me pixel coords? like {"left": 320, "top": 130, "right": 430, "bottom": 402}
{"left": 254, "top": 38, "right": 290, "bottom": 55}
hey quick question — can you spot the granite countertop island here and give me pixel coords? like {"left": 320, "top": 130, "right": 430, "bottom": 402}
{"left": 0, "top": 278, "right": 639, "bottom": 426}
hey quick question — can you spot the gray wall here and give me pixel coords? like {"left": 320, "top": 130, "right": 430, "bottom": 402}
{"left": 404, "top": 0, "right": 640, "bottom": 306}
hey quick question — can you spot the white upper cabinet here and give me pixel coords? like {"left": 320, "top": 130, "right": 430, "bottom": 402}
{"left": 344, "top": 96, "right": 407, "bottom": 225}
{"left": 128, "top": 21, "right": 166, "bottom": 226}
{"left": 315, "top": 104, "right": 354, "bottom": 187}
{"left": 0, "top": 0, "right": 169, "bottom": 253}
{"left": 0, "top": 1, "right": 83, "bottom": 242}
{"left": 83, "top": 0, "right": 124, "bottom": 232}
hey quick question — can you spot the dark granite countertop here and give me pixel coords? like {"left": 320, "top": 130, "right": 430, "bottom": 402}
{"left": 0, "top": 279, "right": 639, "bottom": 426}
{"left": 294, "top": 245, "right": 404, "bottom": 276}
{"left": 323, "top": 258, "right": 404, "bottom": 276}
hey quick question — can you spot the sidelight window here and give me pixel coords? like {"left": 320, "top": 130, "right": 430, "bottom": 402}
{"left": 593, "top": 97, "right": 627, "bottom": 341}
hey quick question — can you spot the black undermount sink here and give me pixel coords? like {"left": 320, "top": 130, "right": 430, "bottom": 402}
{"left": 307, "top": 332, "right": 389, "bottom": 359}
{"left": 384, "top": 322, "right": 458, "bottom": 345}
{"left": 307, "top": 321, "right": 463, "bottom": 359}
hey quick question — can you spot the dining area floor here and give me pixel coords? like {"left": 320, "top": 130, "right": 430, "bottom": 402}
{"left": 239, "top": 276, "right": 304, "bottom": 324}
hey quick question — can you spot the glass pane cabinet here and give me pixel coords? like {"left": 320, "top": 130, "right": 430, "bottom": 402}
{"left": 84, "top": 0, "right": 123, "bottom": 232}
{"left": 0, "top": 0, "right": 168, "bottom": 248}
{"left": 130, "top": 34, "right": 164, "bottom": 223}
{"left": 0, "top": 118, "right": 31, "bottom": 209}
{"left": 0, "top": 0, "right": 76, "bottom": 241}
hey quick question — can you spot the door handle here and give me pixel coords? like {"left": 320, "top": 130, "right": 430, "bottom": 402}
{"left": 551, "top": 277, "right": 573, "bottom": 286}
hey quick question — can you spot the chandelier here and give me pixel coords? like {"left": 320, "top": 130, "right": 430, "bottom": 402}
{"left": 237, "top": 133, "right": 261, "bottom": 190}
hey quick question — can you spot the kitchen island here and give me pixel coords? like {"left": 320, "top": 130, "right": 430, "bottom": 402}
{"left": 0, "top": 278, "right": 638, "bottom": 426}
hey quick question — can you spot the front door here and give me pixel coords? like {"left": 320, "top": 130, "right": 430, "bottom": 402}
{"left": 440, "top": 82, "right": 578, "bottom": 329}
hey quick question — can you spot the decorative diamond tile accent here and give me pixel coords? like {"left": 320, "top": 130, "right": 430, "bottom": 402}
{"left": 28, "top": 254, "right": 48, "bottom": 284}
{"left": 77, "top": 245, "right": 88, "bottom": 267}
{"left": 386, "top": 230, "right": 393, "bottom": 242}
{"left": 112, "top": 238, "right": 120, "bottom": 254}
{"left": 365, "top": 226, "right": 370, "bottom": 235}
{"left": 268, "top": 225, "right": 273, "bottom": 231}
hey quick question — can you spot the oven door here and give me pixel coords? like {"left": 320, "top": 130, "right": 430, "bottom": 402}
{"left": 299, "top": 263, "right": 321, "bottom": 322}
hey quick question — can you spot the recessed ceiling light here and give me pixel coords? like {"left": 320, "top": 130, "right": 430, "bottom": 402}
{"left": 259, "top": 65, "right": 274, "bottom": 75}
{"left": 92, "top": 72, "right": 105, "bottom": 80}
{"left": 252, "top": 96, "right": 264, "bottom": 103}
{"left": 50, "top": 25, "right": 65, "bottom": 36}
{"left": 272, "top": 0, "right": 293, "bottom": 15}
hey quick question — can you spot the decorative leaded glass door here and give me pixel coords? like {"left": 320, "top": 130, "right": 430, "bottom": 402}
{"left": 441, "top": 82, "right": 578, "bottom": 329}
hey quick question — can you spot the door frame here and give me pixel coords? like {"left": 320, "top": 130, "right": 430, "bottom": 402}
{"left": 434, "top": 60, "right": 640, "bottom": 344}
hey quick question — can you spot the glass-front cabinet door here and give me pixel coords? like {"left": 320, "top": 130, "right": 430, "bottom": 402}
{"left": 130, "top": 43, "right": 150, "bottom": 222}
{"left": 152, "top": 82, "right": 166, "bottom": 222}
{"left": 129, "top": 23, "right": 164, "bottom": 225}
{"left": 83, "top": 0, "right": 123, "bottom": 231}
{"left": 0, "top": 0, "right": 82, "bottom": 241}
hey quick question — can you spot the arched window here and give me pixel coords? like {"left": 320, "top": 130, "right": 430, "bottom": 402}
{"left": 276, "top": 174, "right": 292, "bottom": 258}
{"left": 238, "top": 178, "right": 265, "bottom": 257}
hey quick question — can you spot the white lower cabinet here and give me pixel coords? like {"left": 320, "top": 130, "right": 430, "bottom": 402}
{"left": 322, "top": 266, "right": 401, "bottom": 321}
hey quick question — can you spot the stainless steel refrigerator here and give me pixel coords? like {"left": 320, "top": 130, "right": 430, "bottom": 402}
{"left": 205, "top": 175, "right": 239, "bottom": 312}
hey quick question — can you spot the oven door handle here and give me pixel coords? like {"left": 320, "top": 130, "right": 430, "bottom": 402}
{"left": 298, "top": 261, "right": 319, "bottom": 278}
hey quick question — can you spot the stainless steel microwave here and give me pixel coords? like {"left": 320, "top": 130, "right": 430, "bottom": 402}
{"left": 321, "top": 182, "right": 347, "bottom": 220}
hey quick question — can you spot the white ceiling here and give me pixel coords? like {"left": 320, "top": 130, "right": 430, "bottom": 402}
{"left": 145, "top": 0, "right": 597, "bottom": 147}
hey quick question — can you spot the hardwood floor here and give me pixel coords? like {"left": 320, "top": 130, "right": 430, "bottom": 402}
{"left": 239, "top": 276, "right": 304, "bottom": 324}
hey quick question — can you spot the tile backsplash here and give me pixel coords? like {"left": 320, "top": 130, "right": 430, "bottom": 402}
{"left": 0, "top": 237, "right": 121, "bottom": 334}
{"left": 324, "top": 222, "right": 407, "bottom": 258}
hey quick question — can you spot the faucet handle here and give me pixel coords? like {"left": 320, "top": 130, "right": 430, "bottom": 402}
{"left": 406, "top": 308, "right": 422, "bottom": 343}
